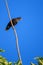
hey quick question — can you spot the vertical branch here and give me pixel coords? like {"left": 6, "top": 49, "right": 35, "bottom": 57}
{"left": 4, "top": 0, "right": 22, "bottom": 64}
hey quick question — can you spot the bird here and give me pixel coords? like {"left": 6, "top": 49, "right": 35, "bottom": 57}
{"left": 5, "top": 17, "right": 21, "bottom": 30}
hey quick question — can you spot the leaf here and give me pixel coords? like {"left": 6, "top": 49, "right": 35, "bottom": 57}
{"left": 8, "top": 62, "right": 12, "bottom": 65}
{"left": 0, "top": 55, "right": 9, "bottom": 65}
{"left": 14, "top": 59, "right": 22, "bottom": 65}
{"left": 0, "top": 49, "right": 5, "bottom": 52}
{"left": 30, "top": 62, "right": 36, "bottom": 65}
{"left": 34, "top": 57, "right": 43, "bottom": 65}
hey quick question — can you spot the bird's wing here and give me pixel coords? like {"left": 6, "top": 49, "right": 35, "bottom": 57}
{"left": 5, "top": 17, "right": 21, "bottom": 31}
{"left": 5, "top": 21, "right": 11, "bottom": 30}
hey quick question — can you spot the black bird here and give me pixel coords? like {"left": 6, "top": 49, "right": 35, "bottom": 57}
{"left": 5, "top": 17, "right": 21, "bottom": 30}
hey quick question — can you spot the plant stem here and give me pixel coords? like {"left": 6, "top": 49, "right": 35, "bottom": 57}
{"left": 4, "top": 0, "right": 22, "bottom": 64}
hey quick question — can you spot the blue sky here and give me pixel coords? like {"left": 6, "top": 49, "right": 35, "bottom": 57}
{"left": 0, "top": 0, "right": 43, "bottom": 65}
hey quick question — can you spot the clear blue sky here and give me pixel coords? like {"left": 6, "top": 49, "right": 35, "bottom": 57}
{"left": 0, "top": 0, "right": 43, "bottom": 65}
